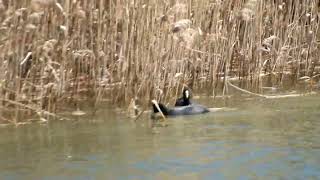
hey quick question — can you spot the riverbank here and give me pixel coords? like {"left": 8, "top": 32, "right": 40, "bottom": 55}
{"left": 0, "top": 0, "right": 319, "bottom": 123}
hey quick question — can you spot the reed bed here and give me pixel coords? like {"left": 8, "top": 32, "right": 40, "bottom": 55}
{"left": 0, "top": 0, "right": 319, "bottom": 123}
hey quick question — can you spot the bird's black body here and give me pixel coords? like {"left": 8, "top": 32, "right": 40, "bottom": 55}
{"left": 152, "top": 103, "right": 209, "bottom": 117}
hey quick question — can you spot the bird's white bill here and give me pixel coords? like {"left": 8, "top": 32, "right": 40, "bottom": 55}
{"left": 185, "top": 90, "right": 189, "bottom": 98}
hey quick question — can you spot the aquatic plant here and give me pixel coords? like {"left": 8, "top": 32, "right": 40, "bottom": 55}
{"left": 0, "top": 0, "right": 319, "bottom": 123}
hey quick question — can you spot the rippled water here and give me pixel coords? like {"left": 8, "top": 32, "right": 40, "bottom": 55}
{"left": 1, "top": 95, "right": 320, "bottom": 179}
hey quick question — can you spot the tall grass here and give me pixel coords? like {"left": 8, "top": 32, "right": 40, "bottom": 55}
{"left": 0, "top": 0, "right": 319, "bottom": 123}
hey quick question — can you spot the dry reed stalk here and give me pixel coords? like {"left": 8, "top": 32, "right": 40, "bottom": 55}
{"left": 228, "top": 80, "right": 316, "bottom": 99}
{"left": 0, "top": 0, "right": 319, "bottom": 123}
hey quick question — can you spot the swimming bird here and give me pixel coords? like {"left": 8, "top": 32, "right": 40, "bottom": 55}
{"left": 175, "top": 88, "right": 191, "bottom": 106}
{"left": 152, "top": 101, "right": 209, "bottom": 117}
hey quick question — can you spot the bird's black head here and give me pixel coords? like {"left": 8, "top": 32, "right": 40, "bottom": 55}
{"left": 182, "top": 88, "right": 191, "bottom": 99}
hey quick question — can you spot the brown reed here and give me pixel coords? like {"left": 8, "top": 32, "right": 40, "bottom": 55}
{"left": 0, "top": 0, "right": 319, "bottom": 123}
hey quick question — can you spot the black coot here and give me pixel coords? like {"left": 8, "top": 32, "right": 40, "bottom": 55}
{"left": 152, "top": 101, "right": 209, "bottom": 117}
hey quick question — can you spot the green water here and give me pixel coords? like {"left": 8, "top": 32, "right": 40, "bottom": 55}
{"left": 1, "top": 95, "right": 320, "bottom": 179}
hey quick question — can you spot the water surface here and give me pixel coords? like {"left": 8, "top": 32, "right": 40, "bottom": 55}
{"left": 1, "top": 95, "right": 320, "bottom": 179}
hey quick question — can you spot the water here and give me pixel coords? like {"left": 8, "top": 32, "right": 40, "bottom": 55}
{"left": 1, "top": 96, "right": 320, "bottom": 179}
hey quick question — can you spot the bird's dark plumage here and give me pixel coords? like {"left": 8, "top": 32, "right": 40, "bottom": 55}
{"left": 152, "top": 102, "right": 209, "bottom": 117}
{"left": 175, "top": 89, "right": 191, "bottom": 106}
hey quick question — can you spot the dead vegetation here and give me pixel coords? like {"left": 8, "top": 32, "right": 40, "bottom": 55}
{"left": 0, "top": 0, "right": 319, "bottom": 124}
